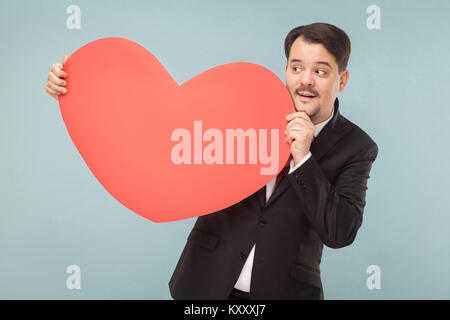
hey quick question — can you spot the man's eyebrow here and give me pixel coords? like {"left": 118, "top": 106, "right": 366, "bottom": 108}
{"left": 289, "top": 58, "right": 302, "bottom": 64}
{"left": 316, "top": 61, "right": 332, "bottom": 68}
{"left": 289, "top": 59, "right": 332, "bottom": 68}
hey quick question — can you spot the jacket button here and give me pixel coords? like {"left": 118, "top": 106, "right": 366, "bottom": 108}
{"left": 259, "top": 219, "right": 267, "bottom": 227}
{"left": 239, "top": 252, "right": 246, "bottom": 260}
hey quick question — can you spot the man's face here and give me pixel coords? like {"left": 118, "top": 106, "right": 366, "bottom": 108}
{"left": 285, "top": 36, "right": 349, "bottom": 124}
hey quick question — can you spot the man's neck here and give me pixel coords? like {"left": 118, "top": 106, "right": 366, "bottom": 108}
{"left": 312, "top": 106, "right": 334, "bottom": 125}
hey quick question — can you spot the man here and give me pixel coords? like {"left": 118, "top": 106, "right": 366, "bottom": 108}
{"left": 45, "top": 22, "right": 378, "bottom": 300}
{"left": 167, "top": 23, "right": 378, "bottom": 300}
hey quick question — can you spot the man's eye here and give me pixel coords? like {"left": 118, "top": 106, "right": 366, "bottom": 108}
{"left": 316, "top": 69, "right": 326, "bottom": 75}
{"left": 293, "top": 67, "right": 301, "bottom": 72}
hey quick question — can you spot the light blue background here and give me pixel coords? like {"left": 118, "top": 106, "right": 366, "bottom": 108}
{"left": 1, "top": 0, "right": 449, "bottom": 299}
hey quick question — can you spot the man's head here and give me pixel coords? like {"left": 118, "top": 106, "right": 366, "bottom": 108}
{"left": 284, "top": 23, "right": 351, "bottom": 124}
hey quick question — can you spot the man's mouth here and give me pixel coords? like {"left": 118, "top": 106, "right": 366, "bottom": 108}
{"left": 297, "top": 91, "right": 318, "bottom": 99}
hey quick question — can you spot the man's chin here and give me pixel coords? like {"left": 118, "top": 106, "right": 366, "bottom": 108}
{"left": 294, "top": 103, "right": 320, "bottom": 118}
{"left": 294, "top": 103, "right": 311, "bottom": 114}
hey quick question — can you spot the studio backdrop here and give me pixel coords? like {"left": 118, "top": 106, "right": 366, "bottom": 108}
{"left": 1, "top": 0, "right": 449, "bottom": 299}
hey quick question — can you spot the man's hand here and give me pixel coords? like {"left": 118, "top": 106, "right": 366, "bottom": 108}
{"left": 285, "top": 112, "right": 315, "bottom": 165}
{"left": 45, "top": 54, "right": 69, "bottom": 100}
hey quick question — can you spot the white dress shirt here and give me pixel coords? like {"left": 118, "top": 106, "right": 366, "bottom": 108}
{"left": 234, "top": 107, "right": 335, "bottom": 292}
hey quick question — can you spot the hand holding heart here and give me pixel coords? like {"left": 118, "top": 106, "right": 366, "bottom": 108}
{"left": 285, "top": 112, "right": 315, "bottom": 165}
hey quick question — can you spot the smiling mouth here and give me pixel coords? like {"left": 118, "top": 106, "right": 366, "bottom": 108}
{"left": 297, "top": 92, "right": 318, "bottom": 99}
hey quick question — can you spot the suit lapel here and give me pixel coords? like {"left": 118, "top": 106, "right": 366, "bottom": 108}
{"left": 257, "top": 185, "right": 266, "bottom": 209}
{"left": 263, "top": 98, "right": 349, "bottom": 208}
{"left": 309, "top": 98, "right": 349, "bottom": 162}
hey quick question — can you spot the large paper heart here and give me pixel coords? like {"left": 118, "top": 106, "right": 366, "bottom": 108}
{"left": 58, "top": 37, "right": 293, "bottom": 222}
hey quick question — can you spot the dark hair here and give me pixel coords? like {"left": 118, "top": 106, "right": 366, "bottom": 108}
{"left": 284, "top": 22, "right": 351, "bottom": 73}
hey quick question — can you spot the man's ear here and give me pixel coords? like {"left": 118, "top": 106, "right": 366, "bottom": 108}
{"left": 339, "top": 69, "right": 349, "bottom": 92}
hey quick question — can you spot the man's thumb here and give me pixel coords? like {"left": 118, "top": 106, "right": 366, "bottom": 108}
{"left": 62, "top": 54, "right": 69, "bottom": 65}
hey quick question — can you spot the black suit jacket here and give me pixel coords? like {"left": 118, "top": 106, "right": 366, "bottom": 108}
{"left": 168, "top": 98, "right": 378, "bottom": 300}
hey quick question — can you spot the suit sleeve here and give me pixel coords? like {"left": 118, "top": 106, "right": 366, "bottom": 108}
{"left": 287, "top": 142, "right": 379, "bottom": 249}
{"left": 288, "top": 152, "right": 312, "bottom": 174}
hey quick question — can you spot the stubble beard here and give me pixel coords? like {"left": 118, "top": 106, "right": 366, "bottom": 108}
{"left": 293, "top": 100, "right": 320, "bottom": 121}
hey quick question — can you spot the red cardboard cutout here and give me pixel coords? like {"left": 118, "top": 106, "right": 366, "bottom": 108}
{"left": 58, "top": 37, "right": 293, "bottom": 222}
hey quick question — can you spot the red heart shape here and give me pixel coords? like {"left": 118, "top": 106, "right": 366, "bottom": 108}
{"left": 59, "top": 37, "right": 293, "bottom": 222}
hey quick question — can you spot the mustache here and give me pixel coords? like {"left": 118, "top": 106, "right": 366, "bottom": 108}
{"left": 295, "top": 86, "right": 319, "bottom": 97}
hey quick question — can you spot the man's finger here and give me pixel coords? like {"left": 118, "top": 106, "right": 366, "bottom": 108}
{"left": 47, "top": 80, "right": 66, "bottom": 94}
{"left": 51, "top": 63, "right": 67, "bottom": 78}
{"left": 285, "top": 128, "right": 303, "bottom": 143}
{"left": 285, "top": 128, "right": 305, "bottom": 143}
{"left": 62, "top": 54, "right": 68, "bottom": 65}
{"left": 286, "top": 125, "right": 308, "bottom": 134}
{"left": 45, "top": 85, "right": 59, "bottom": 100}
{"left": 48, "top": 72, "right": 66, "bottom": 86}
{"left": 286, "top": 117, "right": 310, "bottom": 131}
{"left": 286, "top": 111, "right": 311, "bottom": 122}
{"left": 51, "top": 63, "right": 62, "bottom": 71}
{"left": 286, "top": 131, "right": 293, "bottom": 144}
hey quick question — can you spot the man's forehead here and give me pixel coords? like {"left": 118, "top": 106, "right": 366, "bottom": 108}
{"left": 289, "top": 37, "right": 338, "bottom": 67}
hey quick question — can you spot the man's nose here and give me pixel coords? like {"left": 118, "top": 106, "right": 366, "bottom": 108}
{"left": 299, "top": 70, "right": 314, "bottom": 87}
